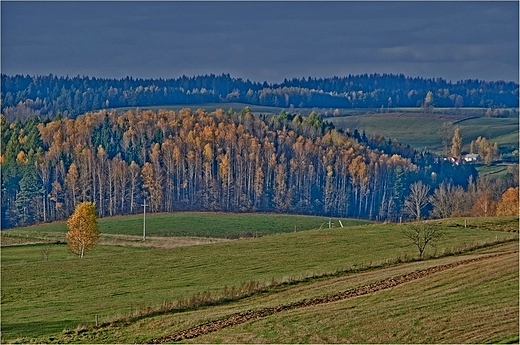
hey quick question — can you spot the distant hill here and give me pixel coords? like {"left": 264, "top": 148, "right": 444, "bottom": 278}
{"left": 1, "top": 73, "right": 518, "bottom": 121}
{"left": 2, "top": 106, "right": 486, "bottom": 229}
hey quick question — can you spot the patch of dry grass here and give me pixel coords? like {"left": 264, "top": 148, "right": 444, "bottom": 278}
{"left": 98, "top": 234, "right": 230, "bottom": 248}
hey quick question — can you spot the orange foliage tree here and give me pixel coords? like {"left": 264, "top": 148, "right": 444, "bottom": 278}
{"left": 472, "top": 190, "right": 496, "bottom": 217}
{"left": 496, "top": 187, "right": 519, "bottom": 216}
{"left": 66, "top": 202, "right": 100, "bottom": 258}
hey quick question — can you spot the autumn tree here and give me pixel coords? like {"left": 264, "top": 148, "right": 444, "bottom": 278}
{"left": 65, "top": 162, "right": 80, "bottom": 211}
{"left": 141, "top": 162, "right": 163, "bottom": 212}
{"left": 451, "top": 126, "right": 462, "bottom": 157}
{"left": 472, "top": 190, "right": 496, "bottom": 217}
{"left": 66, "top": 201, "right": 100, "bottom": 258}
{"left": 495, "top": 187, "right": 519, "bottom": 216}
{"left": 473, "top": 136, "right": 499, "bottom": 165}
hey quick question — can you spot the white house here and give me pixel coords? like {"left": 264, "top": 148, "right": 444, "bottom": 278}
{"left": 464, "top": 153, "right": 479, "bottom": 162}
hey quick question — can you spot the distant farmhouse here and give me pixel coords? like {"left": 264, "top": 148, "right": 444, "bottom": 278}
{"left": 444, "top": 154, "right": 480, "bottom": 166}
{"left": 445, "top": 156, "right": 461, "bottom": 165}
{"left": 463, "top": 154, "right": 479, "bottom": 163}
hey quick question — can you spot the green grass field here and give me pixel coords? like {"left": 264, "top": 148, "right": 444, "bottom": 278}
{"left": 2, "top": 212, "right": 370, "bottom": 243}
{"left": 329, "top": 113, "right": 519, "bottom": 154}
{"left": 455, "top": 116, "right": 519, "bottom": 148}
{"left": 1, "top": 214, "right": 518, "bottom": 343}
{"left": 475, "top": 164, "right": 511, "bottom": 179}
{"left": 188, "top": 249, "right": 518, "bottom": 344}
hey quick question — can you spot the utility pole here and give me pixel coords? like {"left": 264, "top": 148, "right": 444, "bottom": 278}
{"left": 142, "top": 199, "right": 148, "bottom": 241}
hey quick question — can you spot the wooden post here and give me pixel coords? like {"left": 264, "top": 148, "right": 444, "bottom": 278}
{"left": 142, "top": 200, "right": 148, "bottom": 241}
{"left": 95, "top": 314, "right": 98, "bottom": 327}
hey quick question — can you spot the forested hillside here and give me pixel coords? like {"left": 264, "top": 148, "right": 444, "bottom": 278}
{"left": 2, "top": 107, "right": 517, "bottom": 229}
{"left": 2, "top": 73, "right": 518, "bottom": 121}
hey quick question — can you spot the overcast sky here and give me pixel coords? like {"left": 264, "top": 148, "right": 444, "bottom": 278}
{"left": 1, "top": 1, "right": 518, "bottom": 83}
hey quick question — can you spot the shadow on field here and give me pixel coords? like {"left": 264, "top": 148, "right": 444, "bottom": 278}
{"left": 2, "top": 320, "right": 76, "bottom": 341}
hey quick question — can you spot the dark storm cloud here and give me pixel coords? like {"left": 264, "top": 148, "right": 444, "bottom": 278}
{"left": 1, "top": 1, "right": 518, "bottom": 83}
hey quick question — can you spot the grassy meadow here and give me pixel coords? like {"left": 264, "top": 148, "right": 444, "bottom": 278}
{"left": 189, "top": 249, "right": 518, "bottom": 344}
{"left": 1, "top": 214, "right": 518, "bottom": 343}
{"left": 329, "top": 112, "right": 519, "bottom": 153}
{"left": 2, "top": 212, "right": 368, "bottom": 243}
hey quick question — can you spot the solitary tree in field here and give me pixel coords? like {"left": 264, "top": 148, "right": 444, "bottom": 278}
{"left": 66, "top": 202, "right": 99, "bottom": 258}
{"left": 403, "top": 222, "right": 443, "bottom": 259}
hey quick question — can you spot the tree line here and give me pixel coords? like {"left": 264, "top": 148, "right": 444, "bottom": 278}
{"left": 2, "top": 73, "right": 518, "bottom": 122}
{"left": 2, "top": 107, "right": 517, "bottom": 229}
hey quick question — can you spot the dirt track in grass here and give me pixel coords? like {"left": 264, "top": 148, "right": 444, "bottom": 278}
{"left": 148, "top": 250, "right": 518, "bottom": 343}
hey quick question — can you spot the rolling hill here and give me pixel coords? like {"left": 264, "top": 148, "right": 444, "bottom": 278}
{"left": 329, "top": 112, "right": 519, "bottom": 154}
{"left": 1, "top": 214, "right": 518, "bottom": 343}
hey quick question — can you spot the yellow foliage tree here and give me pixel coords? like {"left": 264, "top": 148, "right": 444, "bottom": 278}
{"left": 451, "top": 126, "right": 462, "bottom": 157}
{"left": 496, "top": 187, "right": 519, "bottom": 216}
{"left": 474, "top": 136, "right": 499, "bottom": 165}
{"left": 66, "top": 202, "right": 100, "bottom": 258}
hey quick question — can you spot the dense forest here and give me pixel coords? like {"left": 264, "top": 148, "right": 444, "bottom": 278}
{"left": 2, "top": 107, "right": 517, "bottom": 229}
{"left": 1, "top": 73, "right": 518, "bottom": 121}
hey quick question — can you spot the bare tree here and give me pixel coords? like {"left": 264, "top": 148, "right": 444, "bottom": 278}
{"left": 404, "top": 181, "right": 430, "bottom": 220}
{"left": 429, "top": 182, "right": 466, "bottom": 218}
{"left": 403, "top": 221, "right": 443, "bottom": 258}
{"left": 41, "top": 246, "right": 50, "bottom": 261}
{"left": 429, "top": 183, "right": 452, "bottom": 219}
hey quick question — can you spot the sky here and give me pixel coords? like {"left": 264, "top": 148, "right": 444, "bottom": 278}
{"left": 1, "top": 1, "right": 519, "bottom": 83}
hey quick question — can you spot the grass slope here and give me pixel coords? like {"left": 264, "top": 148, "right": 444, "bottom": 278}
{"left": 1, "top": 216, "right": 518, "bottom": 343}
{"left": 330, "top": 113, "right": 519, "bottom": 153}
{"left": 2, "top": 212, "right": 363, "bottom": 241}
{"left": 21, "top": 242, "right": 518, "bottom": 344}
{"left": 190, "top": 250, "right": 519, "bottom": 344}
